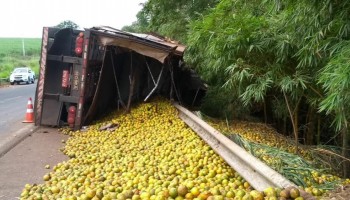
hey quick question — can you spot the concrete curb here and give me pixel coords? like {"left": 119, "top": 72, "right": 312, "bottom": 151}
{"left": 0, "top": 124, "right": 40, "bottom": 158}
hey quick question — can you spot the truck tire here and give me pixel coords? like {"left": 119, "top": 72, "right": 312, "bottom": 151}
{"left": 10, "top": 82, "right": 14, "bottom": 85}
{"left": 26, "top": 77, "right": 30, "bottom": 84}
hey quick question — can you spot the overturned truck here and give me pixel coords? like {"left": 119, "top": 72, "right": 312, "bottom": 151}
{"left": 34, "top": 26, "right": 205, "bottom": 130}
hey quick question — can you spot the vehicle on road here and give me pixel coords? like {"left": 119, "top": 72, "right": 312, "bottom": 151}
{"left": 9, "top": 67, "right": 35, "bottom": 85}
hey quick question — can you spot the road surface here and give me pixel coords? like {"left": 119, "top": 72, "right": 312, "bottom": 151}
{"left": 0, "top": 82, "right": 36, "bottom": 149}
{"left": 0, "top": 127, "right": 68, "bottom": 199}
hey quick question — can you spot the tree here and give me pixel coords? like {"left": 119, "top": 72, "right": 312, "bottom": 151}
{"left": 55, "top": 20, "right": 79, "bottom": 29}
{"left": 122, "top": 10, "right": 150, "bottom": 33}
{"left": 319, "top": 42, "right": 350, "bottom": 177}
{"left": 126, "top": 0, "right": 350, "bottom": 177}
{"left": 125, "top": 0, "right": 219, "bottom": 42}
{"left": 186, "top": 0, "right": 350, "bottom": 176}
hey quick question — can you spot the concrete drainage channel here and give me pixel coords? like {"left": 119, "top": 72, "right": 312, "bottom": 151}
{"left": 174, "top": 103, "right": 316, "bottom": 199}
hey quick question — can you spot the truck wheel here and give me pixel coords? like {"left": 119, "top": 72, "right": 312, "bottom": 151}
{"left": 26, "top": 77, "right": 30, "bottom": 84}
{"left": 10, "top": 82, "right": 14, "bottom": 85}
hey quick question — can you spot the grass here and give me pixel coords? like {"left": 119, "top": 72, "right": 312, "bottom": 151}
{"left": 228, "top": 134, "right": 344, "bottom": 192}
{"left": 201, "top": 113, "right": 350, "bottom": 196}
{"left": 0, "top": 38, "right": 41, "bottom": 79}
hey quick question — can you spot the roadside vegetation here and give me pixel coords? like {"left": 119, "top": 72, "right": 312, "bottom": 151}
{"left": 0, "top": 21, "right": 78, "bottom": 81}
{"left": 0, "top": 38, "right": 41, "bottom": 80}
{"left": 122, "top": 0, "right": 350, "bottom": 194}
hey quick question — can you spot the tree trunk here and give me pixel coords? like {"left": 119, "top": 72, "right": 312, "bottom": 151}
{"left": 342, "top": 125, "right": 350, "bottom": 177}
{"left": 294, "top": 109, "right": 299, "bottom": 153}
{"left": 264, "top": 100, "right": 267, "bottom": 124}
{"left": 283, "top": 116, "right": 287, "bottom": 136}
{"left": 306, "top": 108, "right": 315, "bottom": 145}
{"left": 317, "top": 116, "right": 321, "bottom": 145}
{"left": 283, "top": 92, "right": 300, "bottom": 154}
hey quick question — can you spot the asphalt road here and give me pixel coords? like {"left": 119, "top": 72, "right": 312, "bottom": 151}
{"left": 0, "top": 82, "right": 37, "bottom": 148}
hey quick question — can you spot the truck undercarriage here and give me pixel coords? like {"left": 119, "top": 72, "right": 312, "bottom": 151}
{"left": 35, "top": 27, "right": 205, "bottom": 130}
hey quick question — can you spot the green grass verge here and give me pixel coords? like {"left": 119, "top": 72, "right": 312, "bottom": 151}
{"left": 0, "top": 38, "right": 41, "bottom": 79}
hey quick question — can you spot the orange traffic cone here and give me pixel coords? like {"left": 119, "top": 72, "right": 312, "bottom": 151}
{"left": 23, "top": 97, "right": 34, "bottom": 123}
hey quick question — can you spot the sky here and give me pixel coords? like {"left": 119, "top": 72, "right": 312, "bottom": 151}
{"left": 0, "top": 0, "right": 146, "bottom": 38}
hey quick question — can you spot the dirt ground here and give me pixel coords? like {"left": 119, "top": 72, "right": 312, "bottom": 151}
{"left": 321, "top": 185, "right": 350, "bottom": 200}
{"left": 0, "top": 83, "right": 9, "bottom": 88}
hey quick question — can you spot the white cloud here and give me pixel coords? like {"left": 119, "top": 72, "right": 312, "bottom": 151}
{"left": 0, "top": 0, "right": 145, "bottom": 38}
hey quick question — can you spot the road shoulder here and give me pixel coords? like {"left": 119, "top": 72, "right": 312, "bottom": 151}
{"left": 0, "top": 127, "right": 68, "bottom": 199}
{"left": 0, "top": 124, "right": 37, "bottom": 158}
